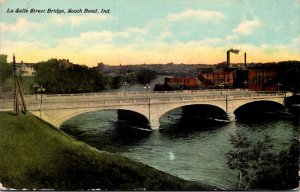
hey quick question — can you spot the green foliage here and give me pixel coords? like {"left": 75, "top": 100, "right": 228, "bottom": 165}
{"left": 250, "top": 139, "right": 299, "bottom": 190}
{"left": 97, "top": 72, "right": 110, "bottom": 90}
{"left": 277, "top": 61, "right": 300, "bottom": 92}
{"left": 0, "top": 61, "right": 12, "bottom": 83}
{"left": 111, "top": 76, "right": 122, "bottom": 89}
{"left": 35, "top": 59, "right": 108, "bottom": 94}
{"left": 136, "top": 69, "right": 157, "bottom": 84}
{"left": 226, "top": 131, "right": 251, "bottom": 175}
{"left": 226, "top": 130, "right": 298, "bottom": 190}
{"left": 17, "top": 76, "right": 35, "bottom": 94}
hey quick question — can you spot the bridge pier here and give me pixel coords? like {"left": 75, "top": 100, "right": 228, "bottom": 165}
{"left": 227, "top": 112, "right": 236, "bottom": 122}
{"left": 149, "top": 119, "right": 160, "bottom": 130}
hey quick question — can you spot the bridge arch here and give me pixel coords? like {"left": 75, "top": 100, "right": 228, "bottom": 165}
{"left": 60, "top": 108, "right": 151, "bottom": 130}
{"left": 159, "top": 103, "right": 227, "bottom": 120}
{"left": 157, "top": 101, "right": 227, "bottom": 118}
{"left": 61, "top": 108, "right": 150, "bottom": 127}
{"left": 233, "top": 100, "right": 285, "bottom": 120}
{"left": 37, "top": 105, "right": 151, "bottom": 128}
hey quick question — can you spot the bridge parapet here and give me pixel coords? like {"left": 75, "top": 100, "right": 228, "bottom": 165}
{"left": 1, "top": 91, "right": 291, "bottom": 130}
{"left": 23, "top": 89, "right": 270, "bottom": 101}
{"left": 22, "top": 91, "right": 287, "bottom": 103}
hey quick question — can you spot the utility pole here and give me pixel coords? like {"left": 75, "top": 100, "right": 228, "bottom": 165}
{"left": 276, "top": 82, "right": 282, "bottom": 93}
{"left": 13, "top": 54, "right": 27, "bottom": 115}
{"left": 13, "top": 54, "right": 19, "bottom": 115}
{"left": 244, "top": 52, "right": 247, "bottom": 69}
{"left": 33, "top": 83, "right": 40, "bottom": 100}
{"left": 243, "top": 80, "right": 248, "bottom": 90}
{"left": 123, "top": 81, "right": 129, "bottom": 96}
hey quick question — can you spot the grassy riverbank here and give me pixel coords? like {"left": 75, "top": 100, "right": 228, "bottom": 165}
{"left": 0, "top": 112, "right": 214, "bottom": 190}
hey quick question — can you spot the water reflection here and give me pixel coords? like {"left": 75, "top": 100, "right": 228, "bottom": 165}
{"left": 62, "top": 111, "right": 152, "bottom": 153}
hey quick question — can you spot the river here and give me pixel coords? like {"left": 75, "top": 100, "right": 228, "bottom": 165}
{"left": 60, "top": 107, "right": 298, "bottom": 190}
{"left": 61, "top": 77, "right": 298, "bottom": 189}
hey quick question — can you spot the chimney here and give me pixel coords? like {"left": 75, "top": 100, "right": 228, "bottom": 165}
{"left": 227, "top": 51, "right": 230, "bottom": 69}
{"left": 244, "top": 52, "right": 247, "bottom": 69}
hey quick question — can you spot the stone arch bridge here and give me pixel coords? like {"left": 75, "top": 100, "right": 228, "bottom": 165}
{"left": 0, "top": 90, "right": 292, "bottom": 130}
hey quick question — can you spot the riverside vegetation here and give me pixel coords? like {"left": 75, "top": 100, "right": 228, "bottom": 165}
{"left": 0, "top": 112, "right": 214, "bottom": 190}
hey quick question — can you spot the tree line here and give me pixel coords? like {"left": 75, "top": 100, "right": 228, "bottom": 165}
{"left": 35, "top": 59, "right": 157, "bottom": 94}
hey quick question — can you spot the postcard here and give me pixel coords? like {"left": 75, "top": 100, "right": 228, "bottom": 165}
{"left": 0, "top": 0, "right": 299, "bottom": 191}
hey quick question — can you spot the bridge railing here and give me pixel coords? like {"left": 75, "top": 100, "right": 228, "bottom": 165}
{"left": 9, "top": 92, "right": 287, "bottom": 111}
{"left": 18, "top": 91, "right": 289, "bottom": 105}
{"left": 0, "top": 90, "right": 289, "bottom": 112}
{"left": 24, "top": 89, "right": 262, "bottom": 100}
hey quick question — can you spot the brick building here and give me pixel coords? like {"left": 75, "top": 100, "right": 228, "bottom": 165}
{"left": 199, "top": 70, "right": 235, "bottom": 87}
{"left": 248, "top": 68, "right": 278, "bottom": 91}
{"left": 165, "top": 77, "right": 200, "bottom": 89}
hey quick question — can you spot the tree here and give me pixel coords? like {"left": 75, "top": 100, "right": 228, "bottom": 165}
{"left": 136, "top": 69, "right": 157, "bottom": 84}
{"left": 226, "top": 130, "right": 276, "bottom": 190}
{"left": 250, "top": 138, "right": 299, "bottom": 190}
{"left": 35, "top": 59, "right": 109, "bottom": 94}
{"left": 0, "top": 61, "right": 11, "bottom": 83}
{"left": 226, "top": 130, "right": 251, "bottom": 190}
{"left": 111, "top": 76, "right": 122, "bottom": 89}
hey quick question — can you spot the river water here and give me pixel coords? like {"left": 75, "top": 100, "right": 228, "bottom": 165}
{"left": 60, "top": 107, "right": 298, "bottom": 190}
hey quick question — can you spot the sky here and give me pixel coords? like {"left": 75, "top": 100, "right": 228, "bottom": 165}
{"left": 0, "top": 0, "right": 299, "bottom": 66}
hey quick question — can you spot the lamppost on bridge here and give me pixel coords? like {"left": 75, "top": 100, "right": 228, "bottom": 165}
{"left": 276, "top": 82, "right": 282, "bottom": 93}
{"left": 37, "top": 85, "right": 45, "bottom": 118}
{"left": 123, "top": 81, "right": 129, "bottom": 96}
{"left": 243, "top": 80, "right": 248, "bottom": 90}
{"left": 33, "top": 83, "right": 40, "bottom": 100}
{"left": 37, "top": 86, "right": 45, "bottom": 103}
{"left": 220, "top": 83, "right": 225, "bottom": 96}
{"left": 144, "top": 84, "right": 150, "bottom": 95}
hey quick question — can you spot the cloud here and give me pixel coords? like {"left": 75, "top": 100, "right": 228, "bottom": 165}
{"left": 198, "top": 38, "right": 222, "bottom": 45}
{"left": 49, "top": 14, "right": 113, "bottom": 27}
{"left": 49, "top": 15, "right": 66, "bottom": 25}
{"left": 118, "top": 27, "right": 147, "bottom": 38}
{"left": 167, "top": 9, "right": 225, "bottom": 22}
{"left": 290, "top": 35, "right": 300, "bottom": 52}
{"left": 233, "top": 18, "right": 261, "bottom": 36}
{"left": 158, "top": 31, "right": 172, "bottom": 40}
{"left": 57, "top": 27, "right": 147, "bottom": 48}
{"left": 70, "top": 14, "right": 113, "bottom": 27}
{"left": 292, "top": 35, "right": 300, "bottom": 45}
{"left": 225, "top": 34, "right": 239, "bottom": 41}
{"left": 0, "top": 18, "right": 43, "bottom": 33}
{"left": 192, "top": 35, "right": 239, "bottom": 47}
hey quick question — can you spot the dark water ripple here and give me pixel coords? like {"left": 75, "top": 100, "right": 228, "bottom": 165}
{"left": 61, "top": 109, "right": 298, "bottom": 190}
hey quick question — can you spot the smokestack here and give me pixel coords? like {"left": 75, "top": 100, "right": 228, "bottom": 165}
{"left": 227, "top": 51, "right": 230, "bottom": 68}
{"left": 226, "top": 49, "right": 239, "bottom": 69}
{"left": 228, "top": 49, "right": 239, "bottom": 54}
{"left": 244, "top": 52, "right": 247, "bottom": 69}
